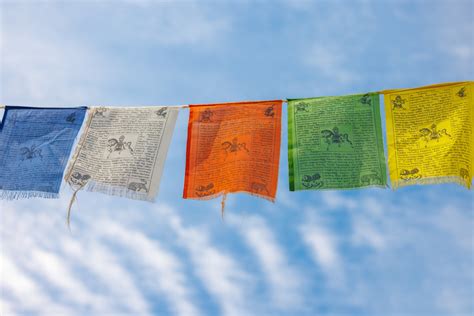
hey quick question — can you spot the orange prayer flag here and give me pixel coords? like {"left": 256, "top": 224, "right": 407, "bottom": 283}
{"left": 183, "top": 100, "right": 282, "bottom": 203}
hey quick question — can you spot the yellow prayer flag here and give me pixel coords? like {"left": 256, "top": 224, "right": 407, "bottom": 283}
{"left": 382, "top": 81, "right": 473, "bottom": 189}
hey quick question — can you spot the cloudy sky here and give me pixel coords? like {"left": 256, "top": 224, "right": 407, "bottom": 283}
{"left": 1, "top": 1, "right": 473, "bottom": 315}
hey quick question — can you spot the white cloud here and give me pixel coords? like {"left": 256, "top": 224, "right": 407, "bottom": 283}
{"left": 0, "top": 297, "right": 15, "bottom": 316}
{"left": 448, "top": 45, "right": 472, "bottom": 60}
{"left": 350, "top": 196, "right": 386, "bottom": 250}
{"left": 0, "top": 7, "right": 108, "bottom": 104}
{"left": 320, "top": 191, "right": 357, "bottom": 210}
{"left": 0, "top": 1, "right": 232, "bottom": 105}
{"left": 299, "top": 219, "right": 344, "bottom": 289}
{"left": 432, "top": 205, "right": 474, "bottom": 251}
{"left": 282, "top": 0, "right": 315, "bottom": 10}
{"left": 27, "top": 249, "right": 112, "bottom": 312}
{"left": 1, "top": 254, "right": 74, "bottom": 315}
{"left": 429, "top": 2, "right": 473, "bottom": 74}
{"left": 305, "top": 46, "right": 358, "bottom": 84}
{"left": 229, "top": 214, "right": 303, "bottom": 308}
{"left": 156, "top": 205, "right": 255, "bottom": 316}
{"left": 0, "top": 201, "right": 200, "bottom": 316}
{"left": 351, "top": 217, "right": 386, "bottom": 250}
{"left": 300, "top": 1, "right": 375, "bottom": 87}
{"left": 275, "top": 189, "right": 297, "bottom": 210}
{"left": 436, "top": 287, "right": 474, "bottom": 315}
{"left": 96, "top": 221, "right": 201, "bottom": 316}
{"left": 1, "top": 180, "right": 473, "bottom": 315}
{"left": 131, "top": 3, "right": 230, "bottom": 46}
{"left": 60, "top": 239, "right": 151, "bottom": 315}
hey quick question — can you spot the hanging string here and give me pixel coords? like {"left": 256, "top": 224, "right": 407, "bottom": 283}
{"left": 87, "top": 104, "right": 189, "bottom": 109}
{"left": 66, "top": 182, "right": 86, "bottom": 231}
{"left": 220, "top": 193, "right": 228, "bottom": 220}
{"left": 0, "top": 101, "right": 286, "bottom": 110}
{"left": 0, "top": 104, "right": 190, "bottom": 110}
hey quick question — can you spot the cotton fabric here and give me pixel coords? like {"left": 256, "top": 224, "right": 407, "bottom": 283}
{"left": 0, "top": 106, "right": 86, "bottom": 199}
{"left": 183, "top": 100, "right": 282, "bottom": 201}
{"left": 65, "top": 106, "right": 179, "bottom": 201}
{"left": 288, "top": 94, "right": 387, "bottom": 190}
{"left": 382, "top": 82, "right": 473, "bottom": 189}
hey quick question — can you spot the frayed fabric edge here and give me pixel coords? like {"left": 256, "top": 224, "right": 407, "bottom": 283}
{"left": 0, "top": 190, "right": 59, "bottom": 200}
{"left": 186, "top": 190, "right": 276, "bottom": 219}
{"left": 65, "top": 180, "right": 154, "bottom": 229}
{"left": 391, "top": 175, "right": 472, "bottom": 190}
{"left": 185, "top": 189, "right": 276, "bottom": 203}
{"left": 84, "top": 181, "right": 155, "bottom": 202}
{"left": 291, "top": 183, "right": 388, "bottom": 192}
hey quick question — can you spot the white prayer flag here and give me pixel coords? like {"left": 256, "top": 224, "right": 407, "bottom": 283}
{"left": 65, "top": 106, "right": 179, "bottom": 201}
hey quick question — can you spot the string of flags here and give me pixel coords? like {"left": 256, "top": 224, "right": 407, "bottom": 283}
{"left": 0, "top": 81, "right": 472, "bottom": 222}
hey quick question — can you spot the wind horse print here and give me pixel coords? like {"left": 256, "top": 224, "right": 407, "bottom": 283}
{"left": 382, "top": 81, "right": 474, "bottom": 189}
{"left": 65, "top": 106, "right": 179, "bottom": 201}
{"left": 0, "top": 106, "right": 86, "bottom": 199}
{"left": 287, "top": 93, "right": 387, "bottom": 191}
{"left": 183, "top": 100, "right": 282, "bottom": 208}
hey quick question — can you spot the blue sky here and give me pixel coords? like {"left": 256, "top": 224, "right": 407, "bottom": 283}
{"left": 1, "top": 1, "right": 473, "bottom": 315}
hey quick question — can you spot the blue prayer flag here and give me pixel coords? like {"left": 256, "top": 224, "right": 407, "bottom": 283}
{"left": 0, "top": 106, "right": 87, "bottom": 199}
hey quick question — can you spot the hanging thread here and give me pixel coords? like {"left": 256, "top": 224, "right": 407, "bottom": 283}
{"left": 220, "top": 193, "right": 228, "bottom": 219}
{"left": 66, "top": 181, "right": 86, "bottom": 230}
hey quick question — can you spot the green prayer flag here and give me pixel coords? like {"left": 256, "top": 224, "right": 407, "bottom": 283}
{"left": 288, "top": 93, "right": 387, "bottom": 191}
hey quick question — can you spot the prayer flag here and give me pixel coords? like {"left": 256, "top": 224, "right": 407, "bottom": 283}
{"left": 0, "top": 106, "right": 86, "bottom": 199}
{"left": 183, "top": 101, "right": 282, "bottom": 202}
{"left": 65, "top": 106, "right": 179, "bottom": 201}
{"left": 382, "top": 82, "right": 473, "bottom": 189}
{"left": 288, "top": 93, "right": 387, "bottom": 190}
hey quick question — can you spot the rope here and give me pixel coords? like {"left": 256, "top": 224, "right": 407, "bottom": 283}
{"left": 0, "top": 100, "right": 287, "bottom": 110}
{"left": 220, "top": 193, "right": 228, "bottom": 220}
{"left": 66, "top": 182, "right": 86, "bottom": 231}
